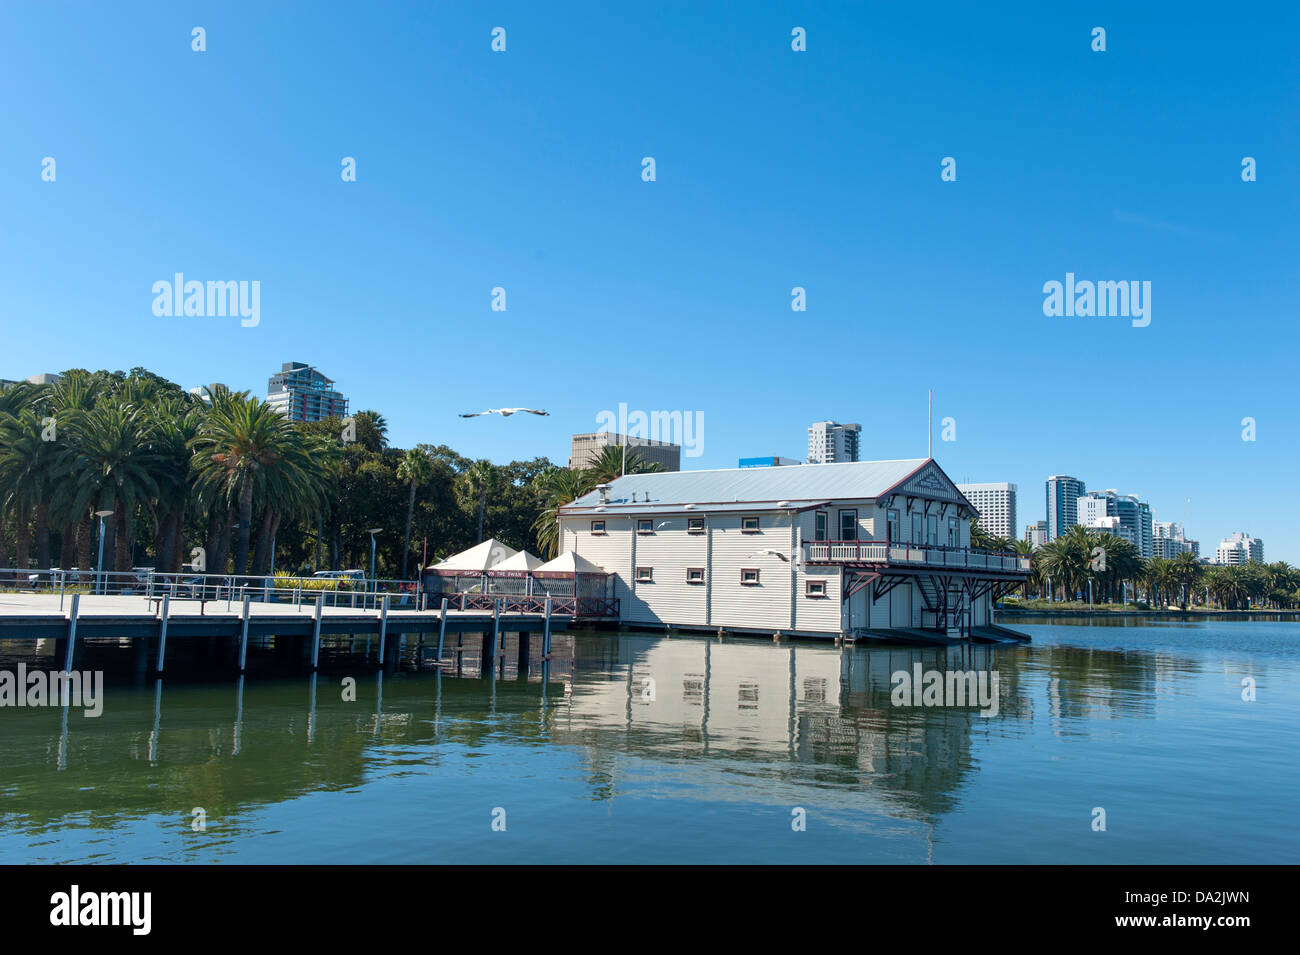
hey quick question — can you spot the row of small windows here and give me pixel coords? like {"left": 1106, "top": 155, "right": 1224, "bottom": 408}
{"left": 592, "top": 516, "right": 755, "bottom": 535}
{"left": 592, "top": 511, "right": 962, "bottom": 546}
{"left": 633, "top": 566, "right": 827, "bottom": 597}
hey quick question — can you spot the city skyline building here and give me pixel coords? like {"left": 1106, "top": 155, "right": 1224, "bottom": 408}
{"left": 1045, "top": 475, "right": 1086, "bottom": 541}
{"left": 957, "top": 482, "right": 1018, "bottom": 541}
{"left": 266, "top": 362, "right": 349, "bottom": 423}
{"left": 570, "top": 432, "right": 682, "bottom": 472}
{"left": 1077, "top": 489, "right": 1153, "bottom": 558}
{"left": 807, "top": 421, "right": 861, "bottom": 464}
{"left": 1215, "top": 532, "right": 1263, "bottom": 565}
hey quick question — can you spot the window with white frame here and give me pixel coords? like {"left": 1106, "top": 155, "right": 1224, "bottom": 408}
{"left": 741, "top": 516, "right": 760, "bottom": 533}
{"left": 805, "top": 579, "right": 827, "bottom": 598}
{"left": 740, "top": 568, "right": 760, "bottom": 585}
{"left": 635, "top": 566, "right": 653, "bottom": 583}
{"left": 590, "top": 520, "right": 606, "bottom": 535}
{"left": 686, "top": 567, "right": 705, "bottom": 584}
{"left": 687, "top": 517, "right": 705, "bottom": 534}
{"left": 637, "top": 519, "right": 653, "bottom": 535}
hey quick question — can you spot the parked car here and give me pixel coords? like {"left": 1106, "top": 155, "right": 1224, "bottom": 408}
{"left": 312, "top": 569, "right": 366, "bottom": 586}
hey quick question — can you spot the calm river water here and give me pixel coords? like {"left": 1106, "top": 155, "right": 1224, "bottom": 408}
{"left": 1, "top": 617, "right": 1296, "bottom": 863}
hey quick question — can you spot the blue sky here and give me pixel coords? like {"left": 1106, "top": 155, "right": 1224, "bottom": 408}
{"left": 2, "top": 2, "right": 1296, "bottom": 558}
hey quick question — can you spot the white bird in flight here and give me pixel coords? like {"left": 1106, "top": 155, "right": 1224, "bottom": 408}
{"left": 751, "top": 549, "right": 790, "bottom": 562}
{"left": 459, "top": 408, "right": 550, "bottom": 418}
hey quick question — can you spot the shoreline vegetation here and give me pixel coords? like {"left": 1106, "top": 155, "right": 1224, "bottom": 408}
{"left": 998, "top": 600, "right": 1300, "bottom": 617}
{"left": 0, "top": 367, "right": 662, "bottom": 584}
{"left": 973, "top": 523, "right": 1297, "bottom": 614}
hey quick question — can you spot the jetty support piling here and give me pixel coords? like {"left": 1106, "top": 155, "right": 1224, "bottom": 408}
{"left": 64, "top": 594, "right": 80, "bottom": 671}
{"left": 238, "top": 595, "right": 251, "bottom": 672}
{"left": 311, "top": 592, "right": 324, "bottom": 668}
{"left": 155, "top": 594, "right": 171, "bottom": 673}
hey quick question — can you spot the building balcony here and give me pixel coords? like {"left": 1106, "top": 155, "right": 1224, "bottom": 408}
{"left": 803, "top": 540, "right": 1031, "bottom": 575}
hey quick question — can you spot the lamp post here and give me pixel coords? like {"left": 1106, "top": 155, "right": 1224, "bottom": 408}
{"left": 94, "top": 509, "right": 113, "bottom": 594}
{"left": 1088, "top": 577, "right": 1093, "bottom": 609}
{"left": 368, "top": 527, "right": 382, "bottom": 596}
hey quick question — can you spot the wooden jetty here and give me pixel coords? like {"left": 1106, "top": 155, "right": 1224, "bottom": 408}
{"left": 0, "top": 591, "right": 578, "bottom": 674}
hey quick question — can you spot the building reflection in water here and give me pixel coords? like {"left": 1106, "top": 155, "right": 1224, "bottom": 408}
{"left": 0, "top": 628, "right": 1200, "bottom": 850}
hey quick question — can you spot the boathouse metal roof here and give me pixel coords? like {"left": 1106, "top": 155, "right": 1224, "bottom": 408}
{"left": 561, "top": 458, "right": 961, "bottom": 515}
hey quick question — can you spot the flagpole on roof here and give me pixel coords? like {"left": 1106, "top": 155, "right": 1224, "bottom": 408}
{"left": 927, "top": 390, "right": 932, "bottom": 459}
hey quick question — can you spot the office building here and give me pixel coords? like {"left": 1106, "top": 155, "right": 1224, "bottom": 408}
{"left": 1077, "top": 489, "right": 1153, "bottom": 558}
{"left": 1045, "top": 475, "right": 1086, "bottom": 540}
{"left": 807, "top": 421, "right": 861, "bottom": 464}
{"left": 570, "top": 432, "right": 682, "bottom": 472}
{"left": 957, "top": 482, "right": 1018, "bottom": 541}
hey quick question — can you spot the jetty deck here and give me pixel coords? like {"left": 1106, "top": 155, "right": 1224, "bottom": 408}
{"left": 0, "top": 589, "right": 587, "bottom": 673}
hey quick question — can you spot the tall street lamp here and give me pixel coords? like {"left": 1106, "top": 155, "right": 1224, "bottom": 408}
{"left": 368, "top": 528, "right": 382, "bottom": 594}
{"left": 94, "top": 509, "right": 114, "bottom": 594}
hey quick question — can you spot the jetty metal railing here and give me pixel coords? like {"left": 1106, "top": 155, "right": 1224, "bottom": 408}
{"left": 0, "top": 567, "right": 428, "bottom": 612}
{"left": 0, "top": 567, "right": 622, "bottom": 618}
{"left": 801, "top": 542, "right": 1031, "bottom": 573}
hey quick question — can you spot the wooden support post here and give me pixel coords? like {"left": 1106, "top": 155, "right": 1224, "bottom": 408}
{"left": 238, "top": 594, "right": 251, "bottom": 671}
{"left": 436, "top": 597, "right": 448, "bottom": 664}
{"left": 542, "top": 595, "right": 553, "bottom": 660}
{"left": 156, "top": 593, "right": 170, "bottom": 673}
{"left": 377, "top": 595, "right": 390, "bottom": 666}
{"left": 311, "top": 592, "right": 324, "bottom": 668}
{"left": 492, "top": 599, "right": 501, "bottom": 658}
{"left": 64, "top": 593, "right": 80, "bottom": 671}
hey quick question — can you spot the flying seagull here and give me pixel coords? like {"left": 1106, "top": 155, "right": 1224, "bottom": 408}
{"left": 751, "top": 549, "right": 790, "bottom": 562}
{"left": 459, "top": 408, "right": 550, "bottom": 418}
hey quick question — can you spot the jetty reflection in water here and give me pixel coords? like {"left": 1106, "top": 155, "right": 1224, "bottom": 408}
{"left": 0, "top": 623, "right": 1292, "bottom": 864}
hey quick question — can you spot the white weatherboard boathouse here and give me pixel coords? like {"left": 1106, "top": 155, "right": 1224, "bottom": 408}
{"left": 555, "top": 458, "right": 1031, "bottom": 641}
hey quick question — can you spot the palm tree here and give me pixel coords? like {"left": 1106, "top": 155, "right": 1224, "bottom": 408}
{"left": 396, "top": 447, "right": 433, "bottom": 578}
{"left": 0, "top": 387, "right": 58, "bottom": 573}
{"left": 531, "top": 467, "right": 596, "bottom": 558}
{"left": 192, "top": 394, "right": 300, "bottom": 576}
{"left": 46, "top": 371, "right": 106, "bottom": 569}
{"left": 1144, "top": 557, "right": 1174, "bottom": 608}
{"left": 586, "top": 444, "right": 663, "bottom": 485}
{"left": 1171, "top": 550, "right": 1203, "bottom": 610}
{"left": 57, "top": 402, "right": 163, "bottom": 573}
{"left": 461, "top": 459, "right": 496, "bottom": 544}
{"left": 353, "top": 409, "right": 389, "bottom": 452}
{"left": 247, "top": 428, "right": 332, "bottom": 576}
{"left": 146, "top": 395, "right": 205, "bottom": 572}
{"left": 0, "top": 382, "right": 40, "bottom": 570}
